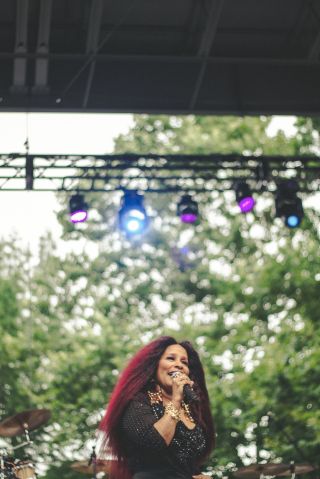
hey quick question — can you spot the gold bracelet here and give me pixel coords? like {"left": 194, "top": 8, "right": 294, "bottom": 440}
{"left": 164, "top": 402, "right": 180, "bottom": 422}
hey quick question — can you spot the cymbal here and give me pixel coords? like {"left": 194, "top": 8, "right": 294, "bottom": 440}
{"left": 234, "top": 463, "right": 290, "bottom": 478}
{"left": 0, "top": 409, "right": 51, "bottom": 437}
{"left": 277, "top": 464, "right": 316, "bottom": 476}
{"left": 71, "top": 460, "right": 113, "bottom": 475}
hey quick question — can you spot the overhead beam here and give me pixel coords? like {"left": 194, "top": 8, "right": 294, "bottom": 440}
{"left": 33, "top": 0, "right": 52, "bottom": 93}
{"left": 82, "top": 0, "right": 104, "bottom": 108}
{"left": 11, "top": 0, "right": 29, "bottom": 92}
{"left": 308, "top": 31, "right": 320, "bottom": 61}
{"left": 3, "top": 52, "right": 320, "bottom": 67}
{"left": 189, "top": 0, "right": 226, "bottom": 109}
{"left": 197, "top": 0, "right": 225, "bottom": 56}
{"left": 307, "top": 0, "right": 320, "bottom": 61}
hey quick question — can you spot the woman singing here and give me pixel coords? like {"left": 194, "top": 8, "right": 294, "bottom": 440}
{"left": 99, "top": 336, "right": 215, "bottom": 479}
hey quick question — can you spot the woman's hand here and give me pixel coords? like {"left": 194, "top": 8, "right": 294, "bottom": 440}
{"left": 171, "top": 371, "right": 194, "bottom": 403}
{"left": 192, "top": 475, "right": 211, "bottom": 478}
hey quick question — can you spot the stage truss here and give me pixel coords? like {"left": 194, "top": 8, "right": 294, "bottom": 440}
{"left": 0, "top": 153, "right": 319, "bottom": 194}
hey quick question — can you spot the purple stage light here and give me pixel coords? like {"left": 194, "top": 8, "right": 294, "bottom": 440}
{"left": 70, "top": 210, "right": 88, "bottom": 223}
{"left": 235, "top": 182, "right": 255, "bottom": 214}
{"left": 239, "top": 196, "right": 255, "bottom": 213}
{"left": 180, "top": 213, "right": 198, "bottom": 224}
{"left": 69, "top": 194, "right": 88, "bottom": 223}
{"left": 177, "top": 195, "right": 199, "bottom": 224}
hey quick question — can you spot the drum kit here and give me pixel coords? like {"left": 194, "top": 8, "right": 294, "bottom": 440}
{"left": 71, "top": 457, "right": 113, "bottom": 477}
{"left": 233, "top": 462, "right": 317, "bottom": 479}
{"left": 0, "top": 409, "right": 113, "bottom": 479}
{"left": 0, "top": 409, "right": 50, "bottom": 479}
{"left": 70, "top": 459, "right": 315, "bottom": 479}
{"left": 70, "top": 444, "right": 114, "bottom": 478}
{"left": 0, "top": 410, "right": 316, "bottom": 479}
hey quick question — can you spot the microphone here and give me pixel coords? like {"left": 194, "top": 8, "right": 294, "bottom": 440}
{"left": 169, "top": 371, "right": 200, "bottom": 403}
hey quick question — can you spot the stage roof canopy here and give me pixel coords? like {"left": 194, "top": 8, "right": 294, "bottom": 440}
{"left": 1, "top": 0, "right": 320, "bottom": 115}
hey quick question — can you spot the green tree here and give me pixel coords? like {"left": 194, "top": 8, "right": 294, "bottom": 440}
{"left": 1, "top": 115, "right": 319, "bottom": 478}
{"left": 111, "top": 115, "right": 320, "bottom": 472}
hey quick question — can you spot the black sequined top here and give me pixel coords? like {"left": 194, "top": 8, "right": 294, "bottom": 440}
{"left": 121, "top": 392, "right": 207, "bottom": 479}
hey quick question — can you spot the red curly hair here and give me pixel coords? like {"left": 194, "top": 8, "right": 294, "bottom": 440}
{"left": 99, "top": 336, "right": 215, "bottom": 479}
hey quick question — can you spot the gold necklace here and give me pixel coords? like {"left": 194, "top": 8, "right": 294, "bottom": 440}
{"left": 147, "top": 389, "right": 195, "bottom": 423}
{"left": 148, "top": 389, "right": 163, "bottom": 405}
{"left": 181, "top": 401, "right": 195, "bottom": 423}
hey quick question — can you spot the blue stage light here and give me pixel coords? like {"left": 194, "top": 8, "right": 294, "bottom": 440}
{"left": 119, "top": 191, "right": 148, "bottom": 236}
{"left": 275, "top": 180, "right": 304, "bottom": 228}
{"left": 287, "top": 215, "right": 299, "bottom": 228}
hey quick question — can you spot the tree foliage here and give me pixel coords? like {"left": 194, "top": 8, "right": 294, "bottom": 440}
{"left": 0, "top": 115, "right": 319, "bottom": 478}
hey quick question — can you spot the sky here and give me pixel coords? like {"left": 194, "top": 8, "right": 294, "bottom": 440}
{"left": 0, "top": 113, "right": 134, "bottom": 253}
{"left": 0, "top": 113, "right": 296, "bottom": 255}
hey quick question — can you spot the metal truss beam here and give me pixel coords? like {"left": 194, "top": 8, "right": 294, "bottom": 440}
{"left": 0, "top": 153, "right": 319, "bottom": 193}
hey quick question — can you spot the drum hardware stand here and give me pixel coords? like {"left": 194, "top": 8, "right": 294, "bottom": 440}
{"left": 88, "top": 446, "right": 97, "bottom": 479}
{"left": 288, "top": 462, "right": 296, "bottom": 479}
{"left": 0, "top": 450, "right": 5, "bottom": 479}
{"left": 11, "top": 424, "right": 33, "bottom": 451}
{"left": 234, "top": 461, "right": 316, "bottom": 479}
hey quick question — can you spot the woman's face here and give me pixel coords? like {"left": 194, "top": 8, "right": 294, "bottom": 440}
{"left": 156, "top": 344, "right": 190, "bottom": 393}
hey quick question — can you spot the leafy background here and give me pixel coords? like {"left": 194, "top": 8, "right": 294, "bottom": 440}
{"left": 0, "top": 115, "right": 319, "bottom": 478}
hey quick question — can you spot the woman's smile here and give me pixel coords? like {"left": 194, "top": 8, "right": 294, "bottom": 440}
{"left": 156, "top": 344, "right": 190, "bottom": 392}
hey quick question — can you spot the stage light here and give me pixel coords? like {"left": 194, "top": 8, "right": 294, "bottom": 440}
{"left": 275, "top": 180, "right": 304, "bottom": 228}
{"left": 177, "top": 195, "right": 198, "bottom": 223}
{"left": 69, "top": 194, "right": 88, "bottom": 223}
{"left": 235, "top": 182, "right": 255, "bottom": 213}
{"left": 119, "top": 191, "right": 148, "bottom": 235}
